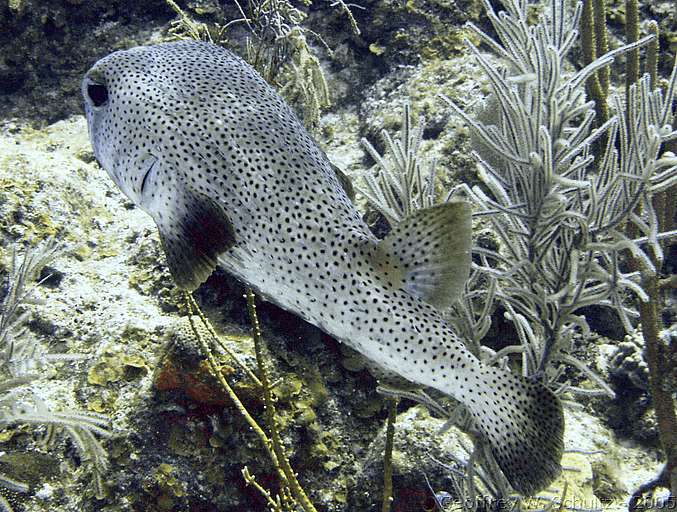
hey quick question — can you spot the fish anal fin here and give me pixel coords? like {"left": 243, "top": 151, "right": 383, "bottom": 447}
{"left": 371, "top": 201, "right": 472, "bottom": 310}
{"left": 155, "top": 188, "right": 235, "bottom": 291}
{"left": 364, "top": 358, "right": 420, "bottom": 391}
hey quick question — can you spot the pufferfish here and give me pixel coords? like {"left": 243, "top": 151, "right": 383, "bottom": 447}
{"left": 82, "top": 41, "right": 563, "bottom": 494}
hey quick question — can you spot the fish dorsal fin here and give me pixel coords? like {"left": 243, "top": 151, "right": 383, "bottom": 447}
{"left": 371, "top": 201, "right": 472, "bottom": 310}
{"left": 331, "top": 163, "right": 355, "bottom": 201}
{"left": 154, "top": 187, "right": 236, "bottom": 291}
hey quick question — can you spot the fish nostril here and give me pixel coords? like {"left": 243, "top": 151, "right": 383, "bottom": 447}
{"left": 87, "top": 83, "right": 108, "bottom": 107}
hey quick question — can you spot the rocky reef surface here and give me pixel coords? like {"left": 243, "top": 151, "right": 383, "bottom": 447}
{"left": 0, "top": 0, "right": 674, "bottom": 511}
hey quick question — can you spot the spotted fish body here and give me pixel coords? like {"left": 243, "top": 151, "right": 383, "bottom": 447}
{"left": 82, "top": 41, "right": 563, "bottom": 494}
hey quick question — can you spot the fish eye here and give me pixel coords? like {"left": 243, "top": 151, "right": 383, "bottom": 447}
{"left": 87, "top": 82, "right": 108, "bottom": 107}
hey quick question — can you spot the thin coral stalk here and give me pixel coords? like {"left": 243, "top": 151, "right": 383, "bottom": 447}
{"left": 182, "top": 294, "right": 283, "bottom": 474}
{"left": 636, "top": 275, "right": 677, "bottom": 496}
{"left": 185, "top": 296, "right": 261, "bottom": 386}
{"left": 581, "top": 0, "right": 609, "bottom": 125}
{"left": 186, "top": 292, "right": 320, "bottom": 510}
{"left": 592, "top": 0, "right": 609, "bottom": 92}
{"left": 381, "top": 398, "right": 398, "bottom": 512}
{"left": 242, "top": 466, "right": 285, "bottom": 512}
{"left": 246, "top": 289, "right": 318, "bottom": 512}
{"left": 625, "top": 0, "right": 640, "bottom": 99}
{"left": 646, "top": 21, "right": 659, "bottom": 88}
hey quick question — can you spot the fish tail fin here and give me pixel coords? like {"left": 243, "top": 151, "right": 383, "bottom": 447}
{"left": 466, "top": 366, "right": 564, "bottom": 495}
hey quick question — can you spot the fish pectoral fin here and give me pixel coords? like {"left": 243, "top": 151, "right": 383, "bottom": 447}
{"left": 155, "top": 188, "right": 236, "bottom": 291}
{"left": 371, "top": 201, "right": 472, "bottom": 310}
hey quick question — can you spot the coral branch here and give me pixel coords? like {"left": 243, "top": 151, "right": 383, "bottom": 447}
{"left": 246, "top": 289, "right": 318, "bottom": 512}
{"left": 381, "top": 398, "right": 398, "bottom": 512}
